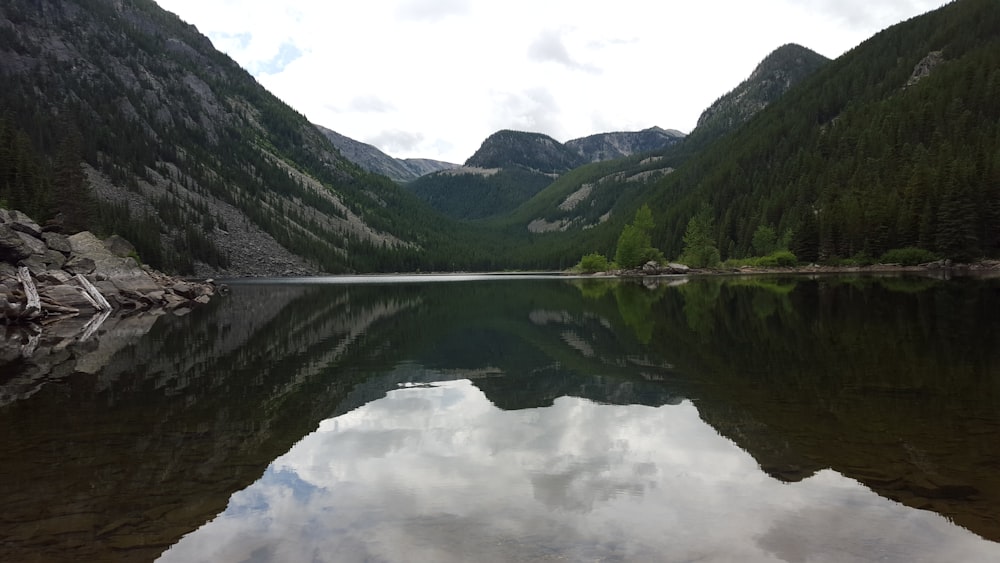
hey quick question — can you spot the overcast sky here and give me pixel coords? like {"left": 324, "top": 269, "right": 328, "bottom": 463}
{"left": 154, "top": 0, "right": 949, "bottom": 164}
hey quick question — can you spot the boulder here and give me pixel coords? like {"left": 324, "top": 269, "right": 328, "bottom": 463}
{"left": 42, "top": 232, "right": 72, "bottom": 255}
{"left": 68, "top": 231, "right": 160, "bottom": 293}
{"left": 665, "top": 263, "right": 691, "bottom": 274}
{"left": 19, "top": 256, "right": 48, "bottom": 277}
{"left": 0, "top": 225, "right": 32, "bottom": 262}
{"left": 104, "top": 235, "right": 136, "bottom": 258}
{"left": 43, "top": 249, "right": 67, "bottom": 269}
{"left": 642, "top": 261, "right": 661, "bottom": 274}
{"left": 64, "top": 256, "right": 96, "bottom": 276}
{"left": 37, "top": 270, "right": 73, "bottom": 285}
{"left": 8, "top": 210, "right": 43, "bottom": 238}
{"left": 171, "top": 281, "right": 196, "bottom": 299}
{"left": 14, "top": 230, "right": 47, "bottom": 256}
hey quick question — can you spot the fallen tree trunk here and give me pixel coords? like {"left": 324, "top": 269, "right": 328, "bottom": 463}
{"left": 16, "top": 267, "right": 41, "bottom": 320}
{"left": 74, "top": 274, "right": 111, "bottom": 312}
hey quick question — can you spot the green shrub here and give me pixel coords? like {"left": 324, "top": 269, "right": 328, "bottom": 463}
{"left": 576, "top": 252, "right": 611, "bottom": 273}
{"left": 723, "top": 250, "right": 798, "bottom": 268}
{"left": 756, "top": 250, "right": 798, "bottom": 267}
{"left": 880, "top": 247, "right": 938, "bottom": 266}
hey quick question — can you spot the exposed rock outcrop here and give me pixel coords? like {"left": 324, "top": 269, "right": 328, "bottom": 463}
{"left": 906, "top": 51, "right": 944, "bottom": 87}
{"left": 0, "top": 209, "right": 216, "bottom": 329}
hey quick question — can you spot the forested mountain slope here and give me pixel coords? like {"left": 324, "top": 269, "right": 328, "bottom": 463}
{"left": 500, "top": 43, "right": 829, "bottom": 240}
{"left": 0, "top": 0, "right": 448, "bottom": 275}
{"left": 647, "top": 0, "right": 1000, "bottom": 262}
{"left": 405, "top": 130, "right": 587, "bottom": 220}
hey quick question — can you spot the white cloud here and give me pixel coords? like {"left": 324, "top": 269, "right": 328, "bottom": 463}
{"left": 528, "top": 29, "right": 601, "bottom": 74}
{"left": 366, "top": 129, "right": 425, "bottom": 154}
{"left": 160, "top": 379, "right": 1000, "bottom": 563}
{"left": 154, "top": 0, "right": 951, "bottom": 163}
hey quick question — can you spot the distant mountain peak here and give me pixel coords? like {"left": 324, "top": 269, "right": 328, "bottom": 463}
{"left": 314, "top": 125, "right": 457, "bottom": 182}
{"left": 566, "top": 127, "right": 687, "bottom": 163}
{"left": 691, "top": 43, "right": 829, "bottom": 142}
{"left": 465, "top": 130, "right": 584, "bottom": 174}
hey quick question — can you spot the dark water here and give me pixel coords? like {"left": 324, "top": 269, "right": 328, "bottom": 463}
{"left": 2, "top": 275, "right": 1000, "bottom": 562}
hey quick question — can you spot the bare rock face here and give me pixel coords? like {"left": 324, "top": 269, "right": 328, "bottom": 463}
{"left": 906, "top": 51, "right": 944, "bottom": 87}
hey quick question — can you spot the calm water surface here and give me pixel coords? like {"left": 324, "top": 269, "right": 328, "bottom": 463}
{"left": 1, "top": 275, "right": 999, "bottom": 562}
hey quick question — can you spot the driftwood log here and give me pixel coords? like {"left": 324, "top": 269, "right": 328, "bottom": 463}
{"left": 16, "top": 266, "right": 41, "bottom": 320}
{"left": 74, "top": 274, "right": 112, "bottom": 312}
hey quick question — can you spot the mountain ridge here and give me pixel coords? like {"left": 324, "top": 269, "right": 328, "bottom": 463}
{"left": 0, "top": 0, "right": 450, "bottom": 275}
{"left": 565, "top": 126, "right": 686, "bottom": 163}
{"left": 314, "top": 124, "right": 458, "bottom": 183}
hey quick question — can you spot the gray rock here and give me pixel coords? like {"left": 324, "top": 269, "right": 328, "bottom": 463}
{"left": 642, "top": 261, "right": 661, "bottom": 273}
{"left": 64, "top": 256, "right": 96, "bottom": 275}
{"left": 104, "top": 234, "right": 136, "bottom": 258}
{"left": 0, "top": 262, "right": 16, "bottom": 280}
{"left": 42, "top": 232, "right": 72, "bottom": 255}
{"left": 68, "top": 232, "right": 160, "bottom": 293}
{"left": 666, "top": 263, "right": 691, "bottom": 273}
{"left": 43, "top": 249, "right": 67, "bottom": 269}
{"left": 171, "top": 281, "right": 195, "bottom": 299}
{"left": 8, "top": 210, "right": 43, "bottom": 238}
{"left": 14, "top": 230, "right": 47, "bottom": 256}
{"left": 0, "top": 225, "right": 32, "bottom": 262}
{"left": 37, "top": 270, "right": 73, "bottom": 285}
{"left": 144, "top": 290, "right": 165, "bottom": 302}
{"left": 19, "top": 255, "right": 48, "bottom": 277}
{"left": 0, "top": 208, "right": 10, "bottom": 224}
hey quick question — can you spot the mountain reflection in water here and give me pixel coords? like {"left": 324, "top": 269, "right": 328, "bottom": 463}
{"left": 0, "top": 275, "right": 998, "bottom": 562}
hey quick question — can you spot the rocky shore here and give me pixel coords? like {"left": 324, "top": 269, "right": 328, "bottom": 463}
{"left": 1, "top": 208, "right": 217, "bottom": 328}
{"left": 586, "top": 259, "right": 1000, "bottom": 278}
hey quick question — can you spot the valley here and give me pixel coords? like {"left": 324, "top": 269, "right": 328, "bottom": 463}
{"left": 1, "top": 0, "right": 998, "bottom": 275}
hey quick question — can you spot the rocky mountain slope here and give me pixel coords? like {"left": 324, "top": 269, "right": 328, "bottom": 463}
{"left": 565, "top": 126, "right": 686, "bottom": 163}
{"left": 0, "top": 0, "right": 442, "bottom": 275}
{"left": 314, "top": 124, "right": 458, "bottom": 183}
{"left": 499, "top": 43, "right": 828, "bottom": 240}
{"left": 686, "top": 44, "right": 829, "bottom": 147}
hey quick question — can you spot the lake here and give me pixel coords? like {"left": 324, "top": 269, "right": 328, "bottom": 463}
{"left": 2, "top": 274, "right": 999, "bottom": 562}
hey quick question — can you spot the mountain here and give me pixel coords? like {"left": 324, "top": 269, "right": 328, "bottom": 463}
{"left": 404, "top": 127, "right": 687, "bottom": 222}
{"left": 0, "top": 0, "right": 447, "bottom": 275}
{"left": 685, "top": 44, "right": 830, "bottom": 148}
{"left": 565, "top": 126, "right": 686, "bottom": 163}
{"left": 403, "top": 130, "right": 587, "bottom": 220}
{"left": 645, "top": 0, "right": 1000, "bottom": 263}
{"left": 465, "top": 130, "right": 586, "bottom": 173}
{"left": 405, "top": 166, "right": 555, "bottom": 221}
{"left": 493, "top": 43, "right": 828, "bottom": 243}
{"left": 314, "top": 124, "right": 458, "bottom": 183}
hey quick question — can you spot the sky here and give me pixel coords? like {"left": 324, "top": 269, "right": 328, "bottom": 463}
{"left": 154, "top": 0, "right": 950, "bottom": 164}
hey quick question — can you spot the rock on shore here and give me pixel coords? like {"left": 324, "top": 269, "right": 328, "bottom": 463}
{"left": 1, "top": 208, "right": 217, "bottom": 325}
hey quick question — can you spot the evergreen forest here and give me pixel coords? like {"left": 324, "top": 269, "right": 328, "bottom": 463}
{"left": 2, "top": 0, "right": 999, "bottom": 274}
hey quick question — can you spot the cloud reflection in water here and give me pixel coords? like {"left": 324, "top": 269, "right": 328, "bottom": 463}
{"left": 160, "top": 379, "right": 1000, "bottom": 563}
